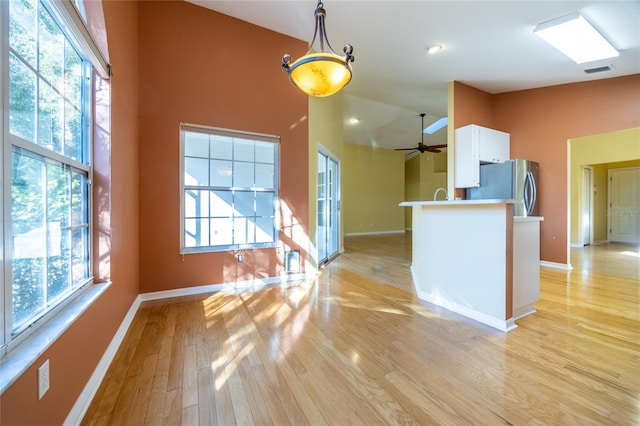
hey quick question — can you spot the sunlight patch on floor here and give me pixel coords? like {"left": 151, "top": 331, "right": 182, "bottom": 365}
{"left": 620, "top": 251, "right": 639, "bottom": 258}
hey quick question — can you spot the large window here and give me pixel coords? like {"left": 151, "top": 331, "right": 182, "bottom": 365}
{"left": 181, "top": 124, "right": 279, "bottom": 253}
{"left": 3, "top": 0, "right": 92, "bottom": 346}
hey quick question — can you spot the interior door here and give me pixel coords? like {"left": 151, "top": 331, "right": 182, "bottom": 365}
{"left": 609, "top": 167, "right": 640, "bottom": 243}
{"left": 317, "top": 150, "right": 340, "bottom": 265}
{"left": 582, "top": 167, "right": 592, "bottom": 245}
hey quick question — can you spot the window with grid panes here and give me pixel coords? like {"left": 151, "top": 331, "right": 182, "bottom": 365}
{"left": 180, "top": 124, "right": 279, "bottom": 253}
{"left": 3, "top": 0, "right": 93, "bottom": 345}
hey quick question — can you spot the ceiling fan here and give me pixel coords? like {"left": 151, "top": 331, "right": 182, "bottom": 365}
{"left": 395, "top": 113, "right": 447, "bottom": 154}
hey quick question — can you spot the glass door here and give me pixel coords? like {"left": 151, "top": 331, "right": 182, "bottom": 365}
{"left": 317, "top": 150, "right": 340, "bottom": 265}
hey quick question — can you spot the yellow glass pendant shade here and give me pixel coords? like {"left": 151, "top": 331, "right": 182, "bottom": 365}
{"left": 289, "top": 53, "right": 353, "bottom": 97}
{"left": 281, "top": 1, "right": 354, "bottom": 97}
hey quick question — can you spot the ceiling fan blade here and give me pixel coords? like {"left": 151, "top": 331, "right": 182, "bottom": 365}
{"left": 397, "top": 117, "right": 448, "bottom": 154}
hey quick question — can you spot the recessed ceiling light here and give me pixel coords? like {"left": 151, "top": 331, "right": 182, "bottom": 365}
{"left": 426, "top": 44, "right": 443, "bottom": 55}
{"left": 534, "top": 12, "right": 618, "bottom": 64}
{"left": 349, "top": 117, "right": 360, "bottom": 124}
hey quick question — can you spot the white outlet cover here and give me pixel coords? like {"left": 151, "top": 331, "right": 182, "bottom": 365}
{"left": 38, "top": 359, "right": 50, "bottom": 400}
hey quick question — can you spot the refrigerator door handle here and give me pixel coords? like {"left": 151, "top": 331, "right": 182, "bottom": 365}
{"left": 523, "top": 172, "right": 530, "bottom": 214}
{"left": 529, "top": 171, "right": 537, "bottom": 215}
{"left": 525, "top": 171, "right": 536, "bottom": 215}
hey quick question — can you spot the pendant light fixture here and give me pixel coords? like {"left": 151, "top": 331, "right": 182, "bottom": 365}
{"left": 281, "top": 1, "right": 354, "bottom": 97}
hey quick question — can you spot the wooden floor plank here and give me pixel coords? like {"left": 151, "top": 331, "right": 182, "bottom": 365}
{"left": 181, "top": 344, "right": 198, "bottom": 408}
{"left": 252, "top": 363, "right": 304, "bottom": 426}
{"left": 81, "top": 235, "right": 640, "bottom": 425}
{"left": 144, "top": 355, "right": 170, "bottom": 426}
{"left": 207, "top": 339, "right": 235, "bottom": 426}
{"left": 196, "top": 367, "right": 216, "bottom": 426}
{"left": 272, "top": 350, "right": 327, "bottom": 425}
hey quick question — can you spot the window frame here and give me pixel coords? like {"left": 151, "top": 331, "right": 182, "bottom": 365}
{"left": 1, "top": 0, "right": 95, "bottom": 353}
{"left": 179, "top": 123, "right": 281, "bottom": 254}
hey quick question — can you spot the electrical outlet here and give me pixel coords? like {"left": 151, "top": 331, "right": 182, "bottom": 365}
{"left": 38, "top": 359, "right": 50, "bottom": 399}
{"left": 237, "top": 253, "right": 243, "bottom": 263}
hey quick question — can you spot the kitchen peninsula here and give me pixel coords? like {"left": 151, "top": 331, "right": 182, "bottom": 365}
{"left": 399, "top": 199, "right": 543, "bottom": 332}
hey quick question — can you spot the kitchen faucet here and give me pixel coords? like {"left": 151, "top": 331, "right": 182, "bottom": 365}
{"left": 433, "top": 187, "right": 447, "bottom": 201}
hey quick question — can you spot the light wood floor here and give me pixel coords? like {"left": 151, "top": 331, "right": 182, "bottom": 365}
{"left": 82, "top": 234, "right": 640, "bottom": 425}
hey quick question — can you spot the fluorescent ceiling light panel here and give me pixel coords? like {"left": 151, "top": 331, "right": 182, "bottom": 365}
{"left": 534, "top": 12, "right": 618, "bottom": 64}
{"left": 423, "top": 117, "right": 448, "bottom": 134}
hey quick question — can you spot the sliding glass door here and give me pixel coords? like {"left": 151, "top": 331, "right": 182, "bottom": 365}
{"left": 317, "top": 150, "right": 340, "bottom": 265}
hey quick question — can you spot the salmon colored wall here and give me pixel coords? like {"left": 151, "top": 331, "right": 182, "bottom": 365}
{"left": 0, "top": 1, "right": 140, "bottom": 424}
{"left": 452, "top": 76, "right": 640, "bottom": 264}
{"left": 138, "top": 2, "right": 308, "bottom": 293}
{"left": 451, "top": 82, "right": 494, "bottom": 199}
{"left": 455, "top": 74, "right": 640, "bottom": 264}
{"left": 452, "top": 82, "right": 494, "bottom": 129}
{"left": 493, "top": 75, "right": 640, "bottom": 264}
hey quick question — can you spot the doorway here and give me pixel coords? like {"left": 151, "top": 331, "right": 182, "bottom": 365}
{"left": 582, "top": 166, "right": 593, "bottom": 245}
{"left": 317, "top": 150, "right": 340, "bottom": 265}
{"left": 609, "top": 167, "right": 640, "bottom": 243}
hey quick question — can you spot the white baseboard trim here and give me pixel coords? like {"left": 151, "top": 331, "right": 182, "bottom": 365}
{"left": 540, "top": 260, "right": 573, "bottom": 270}
{"left": 65, "top": 272, "right": 314, "bottom": 424}
{"left": 513, "top": 305, "right": 537, "bottom": 320}
{"left": 416, "top": 289, "right": 517, "bottom": 332}
{"left": 139, "top": 273, "right": 313, "bottom": 302}
{"left": 64, "top": 294, "right": 142, "bottom": 426}
{"left": 410, "top": 265, "right": 516, "bottom": 332}
{"left": 571, "top": 240, "right": 610, "bottom": 247}
{"left": 344, "top": 230, "right": 405, "bottom": 237}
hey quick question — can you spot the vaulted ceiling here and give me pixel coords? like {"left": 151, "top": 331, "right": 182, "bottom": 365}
{"left": 188, "top": 1, "right": 640, "bottom": 150}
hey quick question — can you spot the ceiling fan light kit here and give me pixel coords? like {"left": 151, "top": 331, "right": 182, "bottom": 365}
{"left": 281, "top": 1, "right": 355, "bottom": 97}
{"left": 395, "top": 113, "right": 448, "bottom": 154}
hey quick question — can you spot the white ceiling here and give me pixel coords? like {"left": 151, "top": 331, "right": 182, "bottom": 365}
{"left": 188, "top": 1, "right": 640, "bottom": 151}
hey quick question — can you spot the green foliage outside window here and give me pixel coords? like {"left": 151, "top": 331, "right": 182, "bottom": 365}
{"left": 7, "top": 0, "right": 91, "bottom": 333}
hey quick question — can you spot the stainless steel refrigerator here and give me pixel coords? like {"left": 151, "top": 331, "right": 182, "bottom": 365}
{"left": 467, "top": 159, "right": 539, "bottom": 216}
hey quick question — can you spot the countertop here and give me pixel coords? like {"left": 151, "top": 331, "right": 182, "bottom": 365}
{"left": 514, "top": 216, "right": 544, "bottom": 222}
{"left": 399, "top": 199, "right": 516, "bottom": 207}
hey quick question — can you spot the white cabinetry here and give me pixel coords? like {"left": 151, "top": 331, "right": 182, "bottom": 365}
{"left": 455, "top": 124, "right": 510, "bottom": 188}
{"left": 513, "top": 217, "right": 543, "bottom": 319}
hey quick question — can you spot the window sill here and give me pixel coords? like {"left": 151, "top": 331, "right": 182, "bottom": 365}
{"left": 180, "top": 241, "right": 279, "bottom": 255}
{"left": 0, "top": 281, "right": 111, "bottom": 394}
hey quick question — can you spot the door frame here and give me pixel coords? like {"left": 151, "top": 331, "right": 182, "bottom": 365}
{"left": 317, "top": 145, "right": 341, "bottom": 266}
{"left": 582, "top": 166, "right": 594, "bottom": 245}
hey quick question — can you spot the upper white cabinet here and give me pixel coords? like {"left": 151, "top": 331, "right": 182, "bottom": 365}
{"left": 454, "top": 124, "right": 510, "bottom": 188}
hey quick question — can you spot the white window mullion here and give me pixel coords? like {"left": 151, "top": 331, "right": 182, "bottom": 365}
{"left": 10, "top": 134, "right": 90, "bottom": 173}
{"left": 41, "top": 158, "right": 49, "bottom": 313}
{"left": 1, "top": 0, "right": 9, "bottom": 352}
